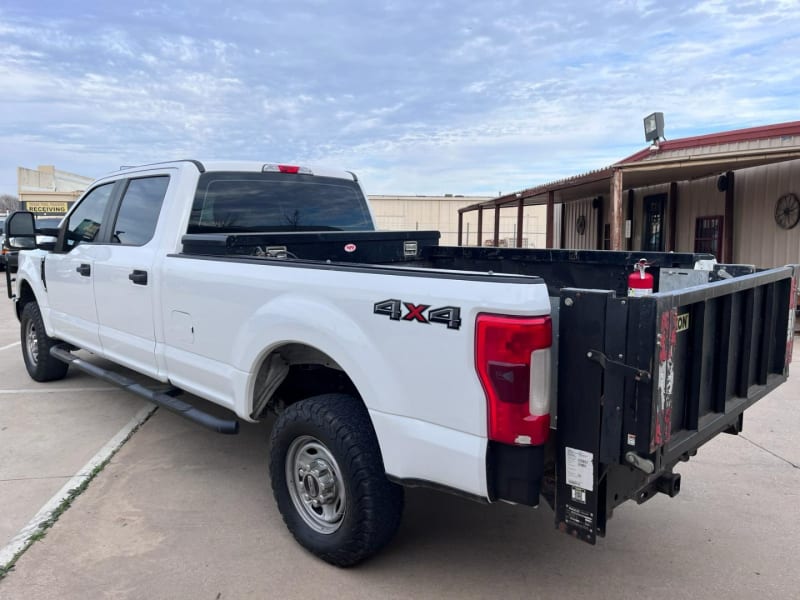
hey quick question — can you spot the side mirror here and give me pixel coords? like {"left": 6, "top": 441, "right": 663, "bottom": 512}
{"left": 4, "top": 211, "right": 37, "bottom": 250}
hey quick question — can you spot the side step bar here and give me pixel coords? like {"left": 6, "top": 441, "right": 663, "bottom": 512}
{"left": 50, "top": 345, "right": 239, "bottom": 434}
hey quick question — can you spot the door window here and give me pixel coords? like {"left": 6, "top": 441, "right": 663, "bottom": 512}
{"left": 111, "top": 176, "right": 169, "bottom": 246}
{"left": 65, "top": 183, "right": 115, "bottom": 249}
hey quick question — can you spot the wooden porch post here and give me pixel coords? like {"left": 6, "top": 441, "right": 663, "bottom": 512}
{"left": 668, "top": 182, "right": 678, "bottom": 252}
{"left": 477, "top": 207, "right": 483, "bottom": 246}
{"left": 610, "top": 168, "right": 624, "bottom": 250}
{"left": 493, "top": 203, "right": 501, "bottom": 247}
{"left": 516, "top": 197, "right": 524, "bottom": 248}
{"left": 546, "top": 190, "right": 555, "bottom": 248}
{"left": 627, "top": 189, "right": 635, "bottom": 250}
{"left": 723, "top": 171, "right": 735, "bottom": 262}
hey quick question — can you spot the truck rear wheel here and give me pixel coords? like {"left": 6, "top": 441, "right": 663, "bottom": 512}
{"left": 269, "top": 393, "right": 403, "bottom": 567}
{"left": 20, "top": 302, "right": 69, "bottom": 382}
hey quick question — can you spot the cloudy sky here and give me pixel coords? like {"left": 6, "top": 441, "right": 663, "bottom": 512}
{"left": 1, "top": 0, "right": 798, "bottom": 196}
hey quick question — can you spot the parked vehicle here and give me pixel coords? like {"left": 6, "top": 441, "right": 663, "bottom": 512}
{"left": 0, "top": 216, "right": 6, "bottom": 271}
{"left": 4, "top": 160, "right": 797, "bottom": 566}
{"left": 2, "top": 216, "right": 61, "bottom": 271}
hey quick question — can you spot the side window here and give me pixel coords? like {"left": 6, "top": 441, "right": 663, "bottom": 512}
{"left": 65, "top": 183, "right": 115, "bottom": 249}
{"left": 111, "top": 176, "right": 169, "bottom": 246}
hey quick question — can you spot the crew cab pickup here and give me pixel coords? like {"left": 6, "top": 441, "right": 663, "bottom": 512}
{"left": 5, "top": 160, "right": 797, "bottom": 566}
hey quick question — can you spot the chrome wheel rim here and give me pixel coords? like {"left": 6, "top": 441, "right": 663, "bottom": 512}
{"left": 285, "top": 435, "right": 346, "bottom": 534}
{"left": 25, "top": 319, "right": 39, "bottom": 367}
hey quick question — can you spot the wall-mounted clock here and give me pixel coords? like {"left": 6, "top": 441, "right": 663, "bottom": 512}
{"left": 775, "top": 193, "right": 800, "bottom": 230}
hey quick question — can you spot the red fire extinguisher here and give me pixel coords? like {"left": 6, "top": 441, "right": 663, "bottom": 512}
{"left": 628, "top": 258, "right": 654, "bottom": 297}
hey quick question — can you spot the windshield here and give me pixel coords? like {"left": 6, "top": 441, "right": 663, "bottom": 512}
{"left": 188, "top": 171, "right": 373, "bottom": 234}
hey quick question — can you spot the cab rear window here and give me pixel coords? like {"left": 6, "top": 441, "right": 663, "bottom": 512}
{"left": 188, "top": 172, "right": 373, "bottom": 233}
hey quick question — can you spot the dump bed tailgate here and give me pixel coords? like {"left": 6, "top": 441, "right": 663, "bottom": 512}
{"left": 554, "top": 265, "right": 797, "bottom": 543}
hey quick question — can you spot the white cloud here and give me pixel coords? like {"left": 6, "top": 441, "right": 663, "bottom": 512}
{"left": 0, "top": 1, "right": 798, "bottom": 195}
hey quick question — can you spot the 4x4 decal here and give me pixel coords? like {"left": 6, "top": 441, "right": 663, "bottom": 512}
{"left": 373, "top": 299, "right": 461, "bottom": 330}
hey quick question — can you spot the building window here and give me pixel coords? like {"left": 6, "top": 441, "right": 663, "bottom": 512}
{"left": 694, "top": 216, "right": 724, "bottom": 258}
{"left": 603, "top": 223, "right": 611, "bottom": 250}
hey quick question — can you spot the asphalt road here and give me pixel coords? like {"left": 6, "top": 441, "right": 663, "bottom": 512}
{"left": 0, "top": 302, "right": 798, "bottom": 599}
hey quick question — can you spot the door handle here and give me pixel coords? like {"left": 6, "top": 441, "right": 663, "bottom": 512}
{"left": 76, "top": 264, "right": 91, "bottom": 277}
{"left": 128, "top": 270, "right": 148, "bottom": 285}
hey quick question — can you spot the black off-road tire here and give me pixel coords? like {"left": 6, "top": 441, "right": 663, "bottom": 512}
{"left": 20, "top": 302, "right": 69, "bottom": 382}
{"left": 269, "top": 393, "right": 404, "bottom": 567}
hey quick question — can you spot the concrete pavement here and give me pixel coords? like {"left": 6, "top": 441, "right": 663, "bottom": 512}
{"left": 0, "top": 299, "right": 798, "bottom": 598}
{"left": 0, "top": 303, "right": 152, "bottom": 561}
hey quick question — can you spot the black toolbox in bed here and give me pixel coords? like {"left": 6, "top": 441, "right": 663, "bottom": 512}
{"left": 181, "top": 230, "right": 440, "bottom": 263}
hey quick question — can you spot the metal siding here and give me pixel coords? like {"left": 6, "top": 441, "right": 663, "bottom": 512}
{"left": 666, "top": 160, "right": 800, "bottom": 266}
{"left": 553, "top": 204, "right": 563, "bottom": 248}
{"left": 562, "top": 198, "right": 597, "bottom": 249}
{"left": 675, "top": 177, "right": 725, "bottom": 256}
{"left": 369, "top": 196, "right": 486, "bottom": 246}
{"left": 734, "top": 159, "right": 800, "bottom": 267}
{"left": 369, "top": 196, "right": 547, "bottom": 248}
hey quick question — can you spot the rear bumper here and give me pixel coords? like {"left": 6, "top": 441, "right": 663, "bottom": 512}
{"left": 486, "top": 441, "right": 544, "bottom": 506}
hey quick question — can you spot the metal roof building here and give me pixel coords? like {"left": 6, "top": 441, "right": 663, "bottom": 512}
{"left": 458, "top": 121, "right": 800, "bottom": 268}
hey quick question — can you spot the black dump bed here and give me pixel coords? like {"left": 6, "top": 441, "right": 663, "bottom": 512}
{"left": 425, "top": 245, "right": 797, "bottom": 544}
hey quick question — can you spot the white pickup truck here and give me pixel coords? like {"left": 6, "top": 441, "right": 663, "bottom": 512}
{"left": 4, "top": 160, "right": 797, "bottom": 566}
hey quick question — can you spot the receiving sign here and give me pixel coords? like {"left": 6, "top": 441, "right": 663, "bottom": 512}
{"left": 24, "top": 201, "right": 70, "bottom": 214}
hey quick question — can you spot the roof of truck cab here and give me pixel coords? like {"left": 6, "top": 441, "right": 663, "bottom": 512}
{"left": 105, "top": 160, "right": 357, "bottom": 181}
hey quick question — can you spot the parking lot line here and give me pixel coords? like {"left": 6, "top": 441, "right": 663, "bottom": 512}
{"left": 0, "top": 404, "right": 157, "bottom": 571}
{"left": 0, "top": 342, "right": 20, "bottom": 352}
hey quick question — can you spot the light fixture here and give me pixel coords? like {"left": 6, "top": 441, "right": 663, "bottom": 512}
{"left": 643, "top": 112, "right": 664, "bottom": 143}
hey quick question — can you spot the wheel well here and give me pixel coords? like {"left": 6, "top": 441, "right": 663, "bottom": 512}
{"left": 250, "top": 343, "right": 360, "bottom": 420}
{"left": 16, "top": 280, "right": 36, "bottom": 321}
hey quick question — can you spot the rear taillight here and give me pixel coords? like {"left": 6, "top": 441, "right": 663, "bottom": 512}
{"left": 475, "top": 314, "right": 553, "bottom": 446}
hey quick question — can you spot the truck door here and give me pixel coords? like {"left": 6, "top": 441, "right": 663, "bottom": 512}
{"left": 45, "top": 182, "right": 118, "bottom": 353}
{"left": 92, "top": 175, "right": 170, "bottom": 378}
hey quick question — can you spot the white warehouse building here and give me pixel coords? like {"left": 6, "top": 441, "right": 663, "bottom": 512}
{"left": 369, "top": 194, "right": 547, "bottom": 247}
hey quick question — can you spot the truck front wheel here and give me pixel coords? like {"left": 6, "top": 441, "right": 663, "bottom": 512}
{"left": 20, "top": 302, "right": 69, "bottom": 382}
{"left": 269, "top": 394, "right": 403, "bottom": 567}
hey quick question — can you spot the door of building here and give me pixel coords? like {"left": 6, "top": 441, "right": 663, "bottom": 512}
{"left": 642, "top": 194, "right": 666, "bottom": 252}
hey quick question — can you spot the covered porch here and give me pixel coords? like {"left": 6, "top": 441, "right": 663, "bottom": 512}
{"left": 458, "top": 126, "right": 800, "bottom": 264}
